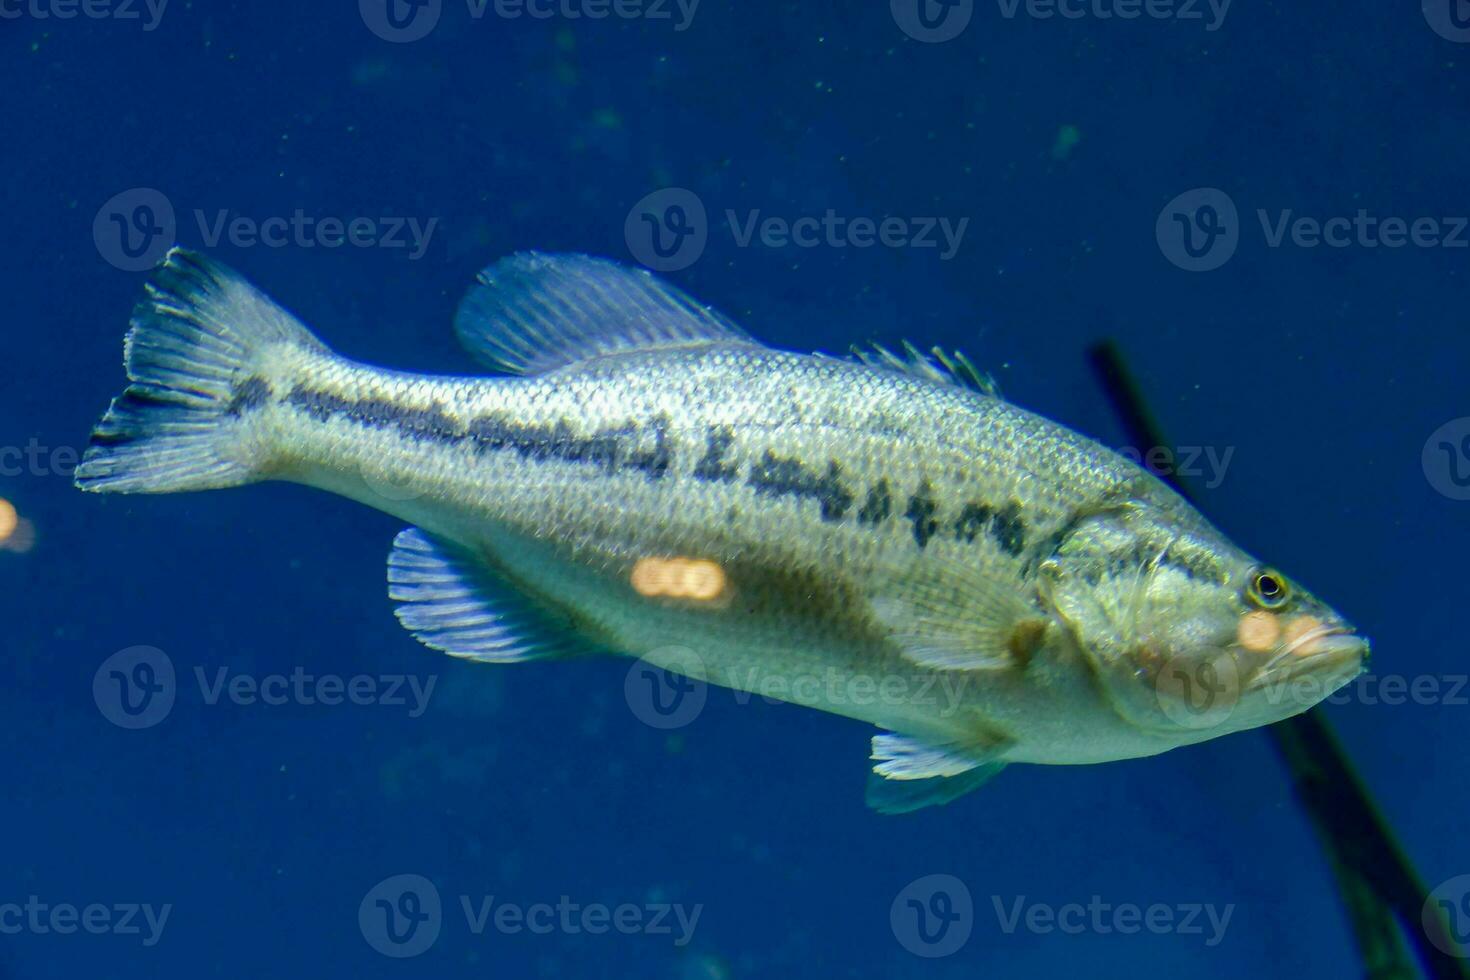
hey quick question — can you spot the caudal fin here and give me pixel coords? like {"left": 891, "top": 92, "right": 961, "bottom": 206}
{"left": 76, "top": 247, "right": 326, "bottom": 494}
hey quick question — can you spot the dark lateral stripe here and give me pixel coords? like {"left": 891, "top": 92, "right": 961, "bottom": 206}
{"left": 953, "top": 501, "right": 993, "bottom": 542}
{"left": 285, "top": 386, "right": 671, "bottom": 479}
{"left": 991, "top": 502, "right": 1026, "bottom": 557}
{"left": 857, "top": 479, "right": 892, "bottom": 525}
{"left": 625, "top": 416, "right": 671, "bottom": 477}
{"left": 905, "top": 481, "right": 939, "bottom": 548}
{"left": 282, "top": 386, "right": 1029, "bottom": 551}
{"left": 226, "top": 376, "right": 272, "bottom": 417}
{"left": 692, "top": 426, "right": 739, "bottom": 482}
{"left": 287, "top": 387, "right": 457, "bottom": 441}
{"left": 953, "top": 499, "right": 1028, "bottom": 557}
{"left": 747, "top": 450, "right": 854, "bottom": 521}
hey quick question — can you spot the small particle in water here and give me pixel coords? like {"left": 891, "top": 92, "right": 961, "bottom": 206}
{"left": 1051, "top": 123, "right": 1082, "bottom": 161}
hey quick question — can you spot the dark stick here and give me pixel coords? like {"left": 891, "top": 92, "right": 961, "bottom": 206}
{"left": 1086, "top": 338, "right": 1467, "bottom": 980}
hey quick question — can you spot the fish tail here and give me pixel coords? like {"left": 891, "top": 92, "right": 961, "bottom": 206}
{"left": 76, "top": 247, "right": 328, "bottom": 494}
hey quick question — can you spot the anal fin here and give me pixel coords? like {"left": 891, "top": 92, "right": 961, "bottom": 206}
{"left": 387, "top": 528, "right": 581, "bottom": 663}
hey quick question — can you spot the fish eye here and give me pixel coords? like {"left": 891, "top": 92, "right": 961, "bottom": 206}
{"left": 1246, "top": 568, "right": 1291, "bottom": 610}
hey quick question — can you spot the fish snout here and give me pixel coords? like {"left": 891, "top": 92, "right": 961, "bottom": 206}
{"left": 1240, "top": 610, "right": 1368, "bottom": 690}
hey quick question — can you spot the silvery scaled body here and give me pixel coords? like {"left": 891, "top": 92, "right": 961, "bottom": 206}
{"left": 77, "top": 249, "right": 1368, "bottom": 811}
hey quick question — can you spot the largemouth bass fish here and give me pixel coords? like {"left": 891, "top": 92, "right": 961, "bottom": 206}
{"left": 77, "top": 248, "right": 1367, "bottom": 811}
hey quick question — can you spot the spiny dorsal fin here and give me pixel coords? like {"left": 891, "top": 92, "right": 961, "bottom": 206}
{"left": 849, "top": 341, "right": 1001, "bottom": 398}
{"left": 453, "top": 253, "right": 757, "bottom": 376}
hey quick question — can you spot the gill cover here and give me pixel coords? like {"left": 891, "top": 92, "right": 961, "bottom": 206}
{"left": 1040, "top": 503, "right": 1244, "bottom": 736}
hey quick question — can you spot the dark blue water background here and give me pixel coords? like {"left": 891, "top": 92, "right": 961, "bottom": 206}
{"left": 3, "top": 1, "right": 1466, "bottom": 976}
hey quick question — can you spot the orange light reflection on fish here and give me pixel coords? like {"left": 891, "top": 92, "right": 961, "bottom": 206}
{"left": 631, "top": 556, "right": 728, "bottom": 602}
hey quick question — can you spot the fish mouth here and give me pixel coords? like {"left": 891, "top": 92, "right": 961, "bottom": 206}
{"left": 1250, "top": 624, "right": 1369, "bottom": 691}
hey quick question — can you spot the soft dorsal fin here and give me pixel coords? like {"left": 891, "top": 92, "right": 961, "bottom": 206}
{"left": 848, "top": 341, "right": 1001, "bottom": 398}
{"left": 453, "top": 253, "right": 756, "bottom": 375}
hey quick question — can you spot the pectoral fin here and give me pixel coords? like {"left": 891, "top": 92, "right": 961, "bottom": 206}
{"left": 868, "top": 556, "right": 1050, "bottom": 672}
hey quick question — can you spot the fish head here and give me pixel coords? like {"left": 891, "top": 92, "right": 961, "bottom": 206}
{"left": 1039, "top": 501, "right": 1368, "bottom": 743}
